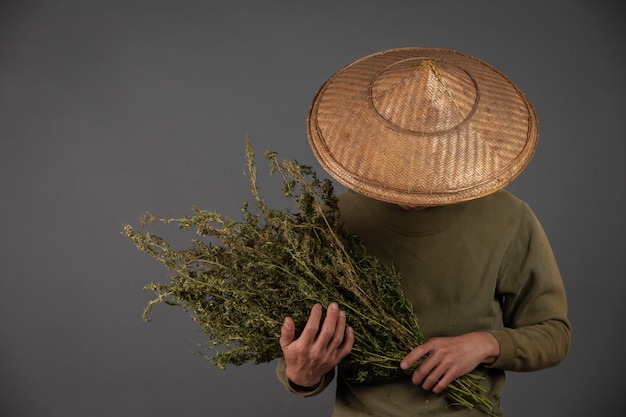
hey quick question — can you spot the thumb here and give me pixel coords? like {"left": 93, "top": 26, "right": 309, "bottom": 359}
{"left": 279, "top": 317, "right": 296, "bottom": 350}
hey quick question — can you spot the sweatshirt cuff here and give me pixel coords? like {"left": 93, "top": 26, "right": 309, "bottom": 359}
{"left": 485, "top": 329, "right": 515, "bottom": 369}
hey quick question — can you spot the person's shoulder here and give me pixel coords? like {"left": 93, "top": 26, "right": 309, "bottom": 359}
{"left": 462, "top": 190, "right": 533, "bottom": 230}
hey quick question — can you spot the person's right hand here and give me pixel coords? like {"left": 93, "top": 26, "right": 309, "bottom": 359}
{"left": 279, "top": 302, "right": 354, "bottom": 389}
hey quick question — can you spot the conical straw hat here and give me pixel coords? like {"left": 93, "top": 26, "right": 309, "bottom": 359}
{"left": 307, "top": 47, "right": 538, "bottom": 206}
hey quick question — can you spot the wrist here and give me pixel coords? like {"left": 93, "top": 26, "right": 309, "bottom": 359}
{"left": 288, "top": 377, "right": 322, "bottom": 392}
{"left": 480, "top": 331, "right": 500, "bottom": 365}
{"left": 286, "top": 368, "right": 322, "bottom": 390}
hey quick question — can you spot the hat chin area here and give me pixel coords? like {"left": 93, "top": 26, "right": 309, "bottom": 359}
{"left": 306, "top": 47, "right": 538, "bottom": 206}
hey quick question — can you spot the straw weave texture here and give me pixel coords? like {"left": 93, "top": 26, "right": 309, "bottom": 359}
{"left": 307, "top": 47, "right": 538, "bottom": 206}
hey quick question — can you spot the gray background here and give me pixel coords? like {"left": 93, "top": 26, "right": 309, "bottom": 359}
{"left": 1, "top": 1, "right": 623, "bottom": 416}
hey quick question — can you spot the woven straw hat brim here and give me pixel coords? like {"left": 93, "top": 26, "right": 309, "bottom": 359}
{"left": 307, "top": 47, "right": 538, "bottom": 206}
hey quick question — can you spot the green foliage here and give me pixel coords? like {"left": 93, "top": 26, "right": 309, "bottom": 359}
{"left": 123, "top": 138, "right": 495, "bottom": 415}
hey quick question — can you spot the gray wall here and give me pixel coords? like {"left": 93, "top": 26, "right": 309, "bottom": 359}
{"left": 1, "top": 1, "right": 623, "bottom": 416}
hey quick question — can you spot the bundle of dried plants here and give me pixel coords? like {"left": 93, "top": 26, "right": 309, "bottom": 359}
{"left": 123, "top": 139, "right": 495, "bottom": 415}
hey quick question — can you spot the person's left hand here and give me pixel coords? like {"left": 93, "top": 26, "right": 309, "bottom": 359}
{"left": 400, "top": 332, "right": 500, "bottom": 393}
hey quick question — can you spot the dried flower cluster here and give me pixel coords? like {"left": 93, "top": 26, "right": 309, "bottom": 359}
{"left": 123, "top": 139, "right": 495, "bottom": 415}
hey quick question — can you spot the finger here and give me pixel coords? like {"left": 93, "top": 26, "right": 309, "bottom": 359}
{"left": 336, "top": 326, "right": 354, "bottom": 360}
{"left": 314, "top": 303, "right": 340, "bottom": 347}
{"left": 418, "top": 359, "right": 446, "bottom": 391}
{"left": 432, "top": 371, "right": 455, "bottom": 394}
{"left": 279, "top": 316, "right": 296, "bottom": 350}
{"left": 327, "top": 309, "right": 347, "bottom": 350}
{"left": 299, "top": 303, "right": 323, "bottom": 344}
{"left": 405, "top": 342, "right": 439, "bottom": 386}
{"left": 400, "top": 344, "right": 428, "bottom": 371}
{"left": 409, "top": 355, "right": 436, "bottom": 386}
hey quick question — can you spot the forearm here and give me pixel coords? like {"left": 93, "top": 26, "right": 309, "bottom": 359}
{"left": 487, "top": 318, "right": 571, "bottom": 371}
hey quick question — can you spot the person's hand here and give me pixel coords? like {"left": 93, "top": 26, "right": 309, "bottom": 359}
{"left": 279, "top": 302, "right": 354, "bottom": 389}
{"left": 400, "top": 332, "right": 499, "bottom": 393}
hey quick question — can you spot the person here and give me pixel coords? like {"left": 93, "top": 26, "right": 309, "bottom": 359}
{"left": 276, "top": 47, "right": 571, "bottom": 416}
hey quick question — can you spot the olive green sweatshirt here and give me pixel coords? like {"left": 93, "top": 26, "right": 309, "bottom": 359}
{"left": 277, "top": 190, "right": 571, "bottom": 416}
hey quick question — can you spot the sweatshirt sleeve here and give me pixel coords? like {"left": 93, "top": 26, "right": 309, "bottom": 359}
{"left": 276, "top": 358, "right": 335, "bottom": 397}
{"left": 487, "top": 204, "right": 571, "bottom": 371}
